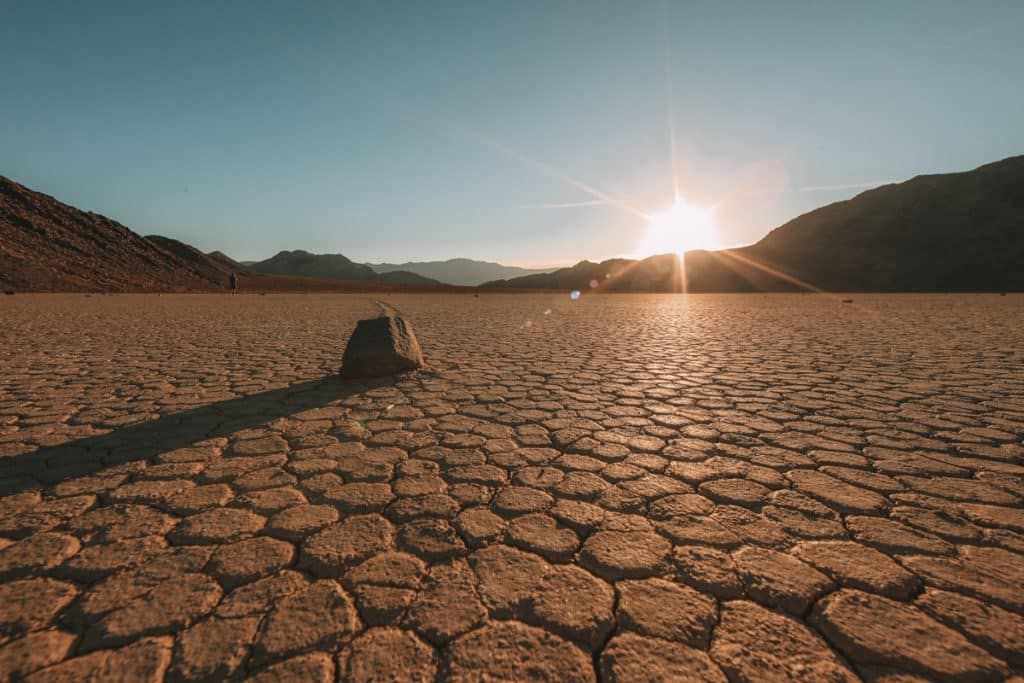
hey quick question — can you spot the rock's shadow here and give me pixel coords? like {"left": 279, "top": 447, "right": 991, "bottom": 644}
{"left": 0, "top": 375, "right": 398, "bottom": 496}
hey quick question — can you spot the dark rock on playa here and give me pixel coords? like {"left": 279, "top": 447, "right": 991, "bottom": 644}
{"left": 341, "top": 315, "right": 424, "bottom": 378}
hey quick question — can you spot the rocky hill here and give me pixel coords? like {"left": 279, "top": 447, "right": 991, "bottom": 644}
{"left": 145, "top": 234, "right": 241, "bottom": 286}
{"left": 0, "top": 176, "right": 224, "bottom": 292}
{"left": 487, "top": 155, "right": 1024, "bottom": 292}
{"left": 368, "top": 257, "right": 553, "bottom": 286}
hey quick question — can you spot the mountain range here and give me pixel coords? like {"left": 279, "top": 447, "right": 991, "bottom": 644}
{"left": 485, "top": 155, "right": 1024, "bottom": 292}
{"left": 246, "top": 250, "right": 438, "bottom": 285}
{"left": 0, "top": 178, "right": 456, "bottom": 293}
{"left": 367, "top": 259, "right": 554, "bottom": 286}
{"left": 2, "top": 154, "right": 1021, "bottom": 293}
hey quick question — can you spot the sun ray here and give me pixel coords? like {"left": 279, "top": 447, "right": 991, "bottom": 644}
{"left": 713, "top": 249, "right": 827, "bottom": 294}
{"left": 583, "top": 258, "right": 644, "bottom": 294}
{"left": 576, "top": 250, "right": 687, "bottom": 295}
{"left": 449, "top": 124, "right": 649, "bottom": 220}
{"left": 708, "top": 251, "right": 883, "bottom": 316}
{"left": 519, "top": 200, "right": 625, "bottom": 209}
{"left": 676, "top": 251, "right": 687, "bottom": 294}
{"left": 660, "top": 4, "right": 682, "bottom": 202}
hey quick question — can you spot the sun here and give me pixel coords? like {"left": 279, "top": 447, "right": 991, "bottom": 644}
{"left": 638, "top": 198, "right": 721, "bottom": 255}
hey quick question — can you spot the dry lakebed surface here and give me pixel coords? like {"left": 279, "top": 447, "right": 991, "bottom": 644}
{"left": 0, "top": 293, "right": 1022, "bottom": 681}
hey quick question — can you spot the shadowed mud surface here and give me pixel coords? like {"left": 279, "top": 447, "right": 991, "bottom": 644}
{"left": 1, "top": 293, "right": 1022, "bottom": 681}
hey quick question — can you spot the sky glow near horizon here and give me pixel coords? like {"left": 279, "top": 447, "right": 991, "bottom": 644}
{"left": 1, "top": 2, "right": 1022, "bottom": 266}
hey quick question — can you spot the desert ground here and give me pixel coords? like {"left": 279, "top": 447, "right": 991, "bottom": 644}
{"left": 1, "top": 292, "right": 1022, "bottom": 681}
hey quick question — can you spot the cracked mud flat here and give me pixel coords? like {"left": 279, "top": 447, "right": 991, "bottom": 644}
{"left": 0, "top": 292, "right": 1022, "bottom": 682}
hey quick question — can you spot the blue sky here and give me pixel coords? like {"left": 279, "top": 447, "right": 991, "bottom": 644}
{"left": 2, "top": 1, "right": 1022, "bottom": 265}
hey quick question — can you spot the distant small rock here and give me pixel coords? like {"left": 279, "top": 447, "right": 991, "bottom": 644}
{"left": 341, "top": 315, "right": 424, "bottom": 378}
{"left": 842, "top": 299, "right": 853, "bottom": 304}
{"left": 3, "top": 290, "right": 14, "bottom": 295}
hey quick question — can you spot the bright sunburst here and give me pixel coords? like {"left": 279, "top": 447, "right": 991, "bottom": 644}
{"left": 638, "top": 198, "right": 720, "bottom": 255}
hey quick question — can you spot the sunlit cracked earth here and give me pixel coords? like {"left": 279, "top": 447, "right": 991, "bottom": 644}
{"left": 1, "top": 293, "right": 1023, "bottom": 681}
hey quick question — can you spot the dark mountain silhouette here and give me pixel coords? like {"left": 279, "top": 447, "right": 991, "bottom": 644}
{"left": 368, "top": 258, "right": 553, "bottom": 286}
{"left": 376, "top": 270, "right": 441, "bottom": 285}
{"left": 248, "top": 250, "right": 378, "bottom": 280}
{"left": 0, "top": 175, "right": 222, "bottom": 292}
{"left": 249, "top": 250, "right": 441, "bottom": 285}
{"left": 484, "top": 255, "right": 688, "bottom": 292}
{"left": 486, "top": 155, "right": 1024, "bottom": 292}
{"left": 484, "top": 258, "right": 634, "bottom": 290}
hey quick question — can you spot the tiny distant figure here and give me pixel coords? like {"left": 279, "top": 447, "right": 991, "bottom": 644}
{"left": 229, "top": 273, "right": 238, "bottom": 294}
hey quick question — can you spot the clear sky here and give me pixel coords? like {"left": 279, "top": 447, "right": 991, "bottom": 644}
{"left": 2, "top": 1, "right": 1022, "bottom": 266}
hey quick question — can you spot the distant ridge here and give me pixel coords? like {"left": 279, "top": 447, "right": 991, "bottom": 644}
{"left": 376, "top": 270, "right": 440, "bottom": 285}
{"left": 249, "top": 250, "right": 441, "bottom": 285}
{"left": 484, "top": 255, "right": 687, "bottom": 292}
{"left": 248, "top": 249, "right": 378, "bottom": 280}
{"left": 486, "top": 155, "right": 1024, "bottom": 292}
{"left": 368, "top": 258, "right": 553, "bottom": 286}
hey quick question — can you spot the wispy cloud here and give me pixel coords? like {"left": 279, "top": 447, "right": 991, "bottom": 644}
{"left": 799, "top": 179, "right": 897, "bottom": 192}
{"left": 519, "top": 199, "right": 630, "bottom": 209}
